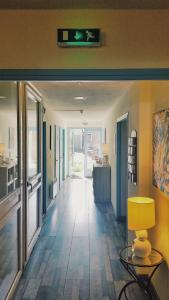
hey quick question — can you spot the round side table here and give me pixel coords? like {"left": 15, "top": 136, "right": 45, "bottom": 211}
{"left": 118, "top": 245, "right": 163, "bottom": 300}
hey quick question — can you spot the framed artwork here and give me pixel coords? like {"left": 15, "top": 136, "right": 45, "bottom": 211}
{"left": 153, "top": 109, "right": 169, "bottom": 195}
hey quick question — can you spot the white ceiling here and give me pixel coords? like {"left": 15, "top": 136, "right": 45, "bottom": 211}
{"left": 0, "top": 0, "right": 168, "bottom": 9}
{"left": 33, "top": 81, "right": 133, "bottom": 125}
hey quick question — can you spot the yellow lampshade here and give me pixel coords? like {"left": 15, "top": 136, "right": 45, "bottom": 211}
{"left": 102, "top": 143, "right": 109, "bottom": 155}
{"left": 0, "top": 143, "right": 5, "bottom": 154}
{"left": 128, "top": 197, "right": 155, "bottom": 231}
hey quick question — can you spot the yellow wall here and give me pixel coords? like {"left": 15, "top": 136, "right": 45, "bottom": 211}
{"left": 0, "top": 10, "right": 169, "bottom": 69}
{"left": 105, "top": 81, "right": 169, "bottom": 299}
{"left": 105, "top": 81, "right": 152, "bottom": 212}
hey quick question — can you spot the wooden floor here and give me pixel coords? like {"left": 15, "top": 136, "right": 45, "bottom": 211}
{"left": 13, "top": 178, "right": 150, "bottom": 300}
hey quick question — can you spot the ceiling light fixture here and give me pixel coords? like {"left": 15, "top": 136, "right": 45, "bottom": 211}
{"left": 74, "top": 96, "right": 87, "bottom": 100}
{"left": 82, "top": 121, "right": 88, "bottom": 126}
{"left": 0, "top": 96, "right": 7, "bottom": 99}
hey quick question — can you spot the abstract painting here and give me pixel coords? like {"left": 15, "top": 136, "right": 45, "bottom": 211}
{"left": 153, "top": 109, "right": 169, "bottom": 195}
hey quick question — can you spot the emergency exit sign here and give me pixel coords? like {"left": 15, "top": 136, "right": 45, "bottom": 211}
{"left": 57, "top": 29, "right": 101, "bottom": 47}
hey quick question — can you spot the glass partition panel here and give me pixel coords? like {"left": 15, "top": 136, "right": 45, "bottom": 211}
{"left": 0, "top": 210, "right": 19, "bottom": 299}
{"left": 0, "top": 82, "right": 18, "bottom": 201}
{"left": 27, "top": 190, "right": 38, "bottom": 245}
{"left": 27, "top": 94, "right": 38, "bottom": 179}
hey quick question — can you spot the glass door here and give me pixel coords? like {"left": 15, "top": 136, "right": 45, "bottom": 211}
{"left": 25, "top": 84, "right": 42, "bottom": 258}
{"left": 0, "top": 82, "right": 22, "bottom": 299}
{"left": 84, "top": 128, "right": 102, "bottom": 177}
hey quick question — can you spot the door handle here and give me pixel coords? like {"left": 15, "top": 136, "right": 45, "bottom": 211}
{"left": 27, "top": 181, "right": 33, "bottom": 192}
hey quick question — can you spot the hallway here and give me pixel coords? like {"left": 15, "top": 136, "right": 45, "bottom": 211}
{"left": 14, "top": 179, "right": 148, "bottom": 300}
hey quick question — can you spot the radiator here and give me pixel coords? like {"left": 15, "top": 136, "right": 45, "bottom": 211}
{"left": 49, "top": 180, "right": 57, "bottom": 199}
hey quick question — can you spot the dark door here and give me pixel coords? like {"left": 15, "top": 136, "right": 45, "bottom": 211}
{"left": 116, "top": 115, "right": 128, "bottom": 238}
{"left": 42, "top": 121, "right": 47, "bottom": 215}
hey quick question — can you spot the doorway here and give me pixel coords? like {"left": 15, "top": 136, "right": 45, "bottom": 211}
{"left": 0, "top": 70, "right": 168, "bottom": 300}
{"left": 69, "top": 128, "right": 84, "bottom": 178}
{"left": 84, "top": 128, "right": 102, "bottom": 177}
{"left": 116, "top": 113, "right": 128, "bottom": 234}
{"left": 69, "top": 128, "right": 102, "bottom": 178}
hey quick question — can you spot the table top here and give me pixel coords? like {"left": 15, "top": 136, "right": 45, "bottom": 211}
{"left": 120, "top": 245, "right": 163, "bottom": 267}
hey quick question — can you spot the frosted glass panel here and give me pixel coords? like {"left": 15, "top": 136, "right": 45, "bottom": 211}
{"left": 27, "top": 96, "right": 38, "bottom": 178}
{"left": 0, "top": 82, "right": 18, "bottom": 201}
{"left": 28, "top": 191, "right": 38, "bottom": 244}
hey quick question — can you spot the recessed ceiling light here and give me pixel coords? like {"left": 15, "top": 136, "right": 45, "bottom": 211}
{"left": 0, "top": 96, "right": 7, "bottom": 99}
{"left": 74, "top": 96, "right": 87, "bottom": 100}
{"left": 82, "top": 121, "right": 88, "bottom": 126}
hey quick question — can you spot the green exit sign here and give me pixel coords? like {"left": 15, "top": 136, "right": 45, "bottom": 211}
{"left": 57, "top": 29, "right": 101, "bottom": 47}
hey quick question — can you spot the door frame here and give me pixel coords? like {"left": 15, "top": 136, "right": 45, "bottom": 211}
{"left": 0, "top": 68, "right": 169, "bottom": 81}
{"left": 0, "top": 69, "right": 168, "bottom": 299}
{"left": 0, "top": 68, "right": 169, "bottom": 298}
{"left": 23, "top": 82, "right": 43, "bottom": 261}
{"left": 42, "top": 121, "right": 47, "bottom": 216}
{"left": 116, "top": 113, "right": 129, "bottom": 221}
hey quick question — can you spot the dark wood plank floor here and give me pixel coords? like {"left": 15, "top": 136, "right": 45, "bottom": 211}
{"left": 13, "top": 178, "right": 150, "bottom": 300}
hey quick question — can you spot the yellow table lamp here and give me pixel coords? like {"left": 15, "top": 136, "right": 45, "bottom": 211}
{"left": 128, "top": 197, "right": 155, "bottom": 258}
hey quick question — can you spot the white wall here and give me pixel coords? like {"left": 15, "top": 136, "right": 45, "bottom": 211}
{"left": 43, "top": 102, "right": 66, "bottom": 199}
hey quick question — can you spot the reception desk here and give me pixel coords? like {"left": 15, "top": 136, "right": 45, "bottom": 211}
{"left": 93, "top": 165, "right": 111, "bottom": 203}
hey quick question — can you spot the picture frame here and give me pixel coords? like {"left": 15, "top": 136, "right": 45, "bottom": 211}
{"left": 153, "top": 109, "right": 169, "bottom": 195}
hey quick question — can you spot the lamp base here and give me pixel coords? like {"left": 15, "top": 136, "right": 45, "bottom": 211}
{"left": 132, "top": 230, "right": 152, "bottom": 258}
